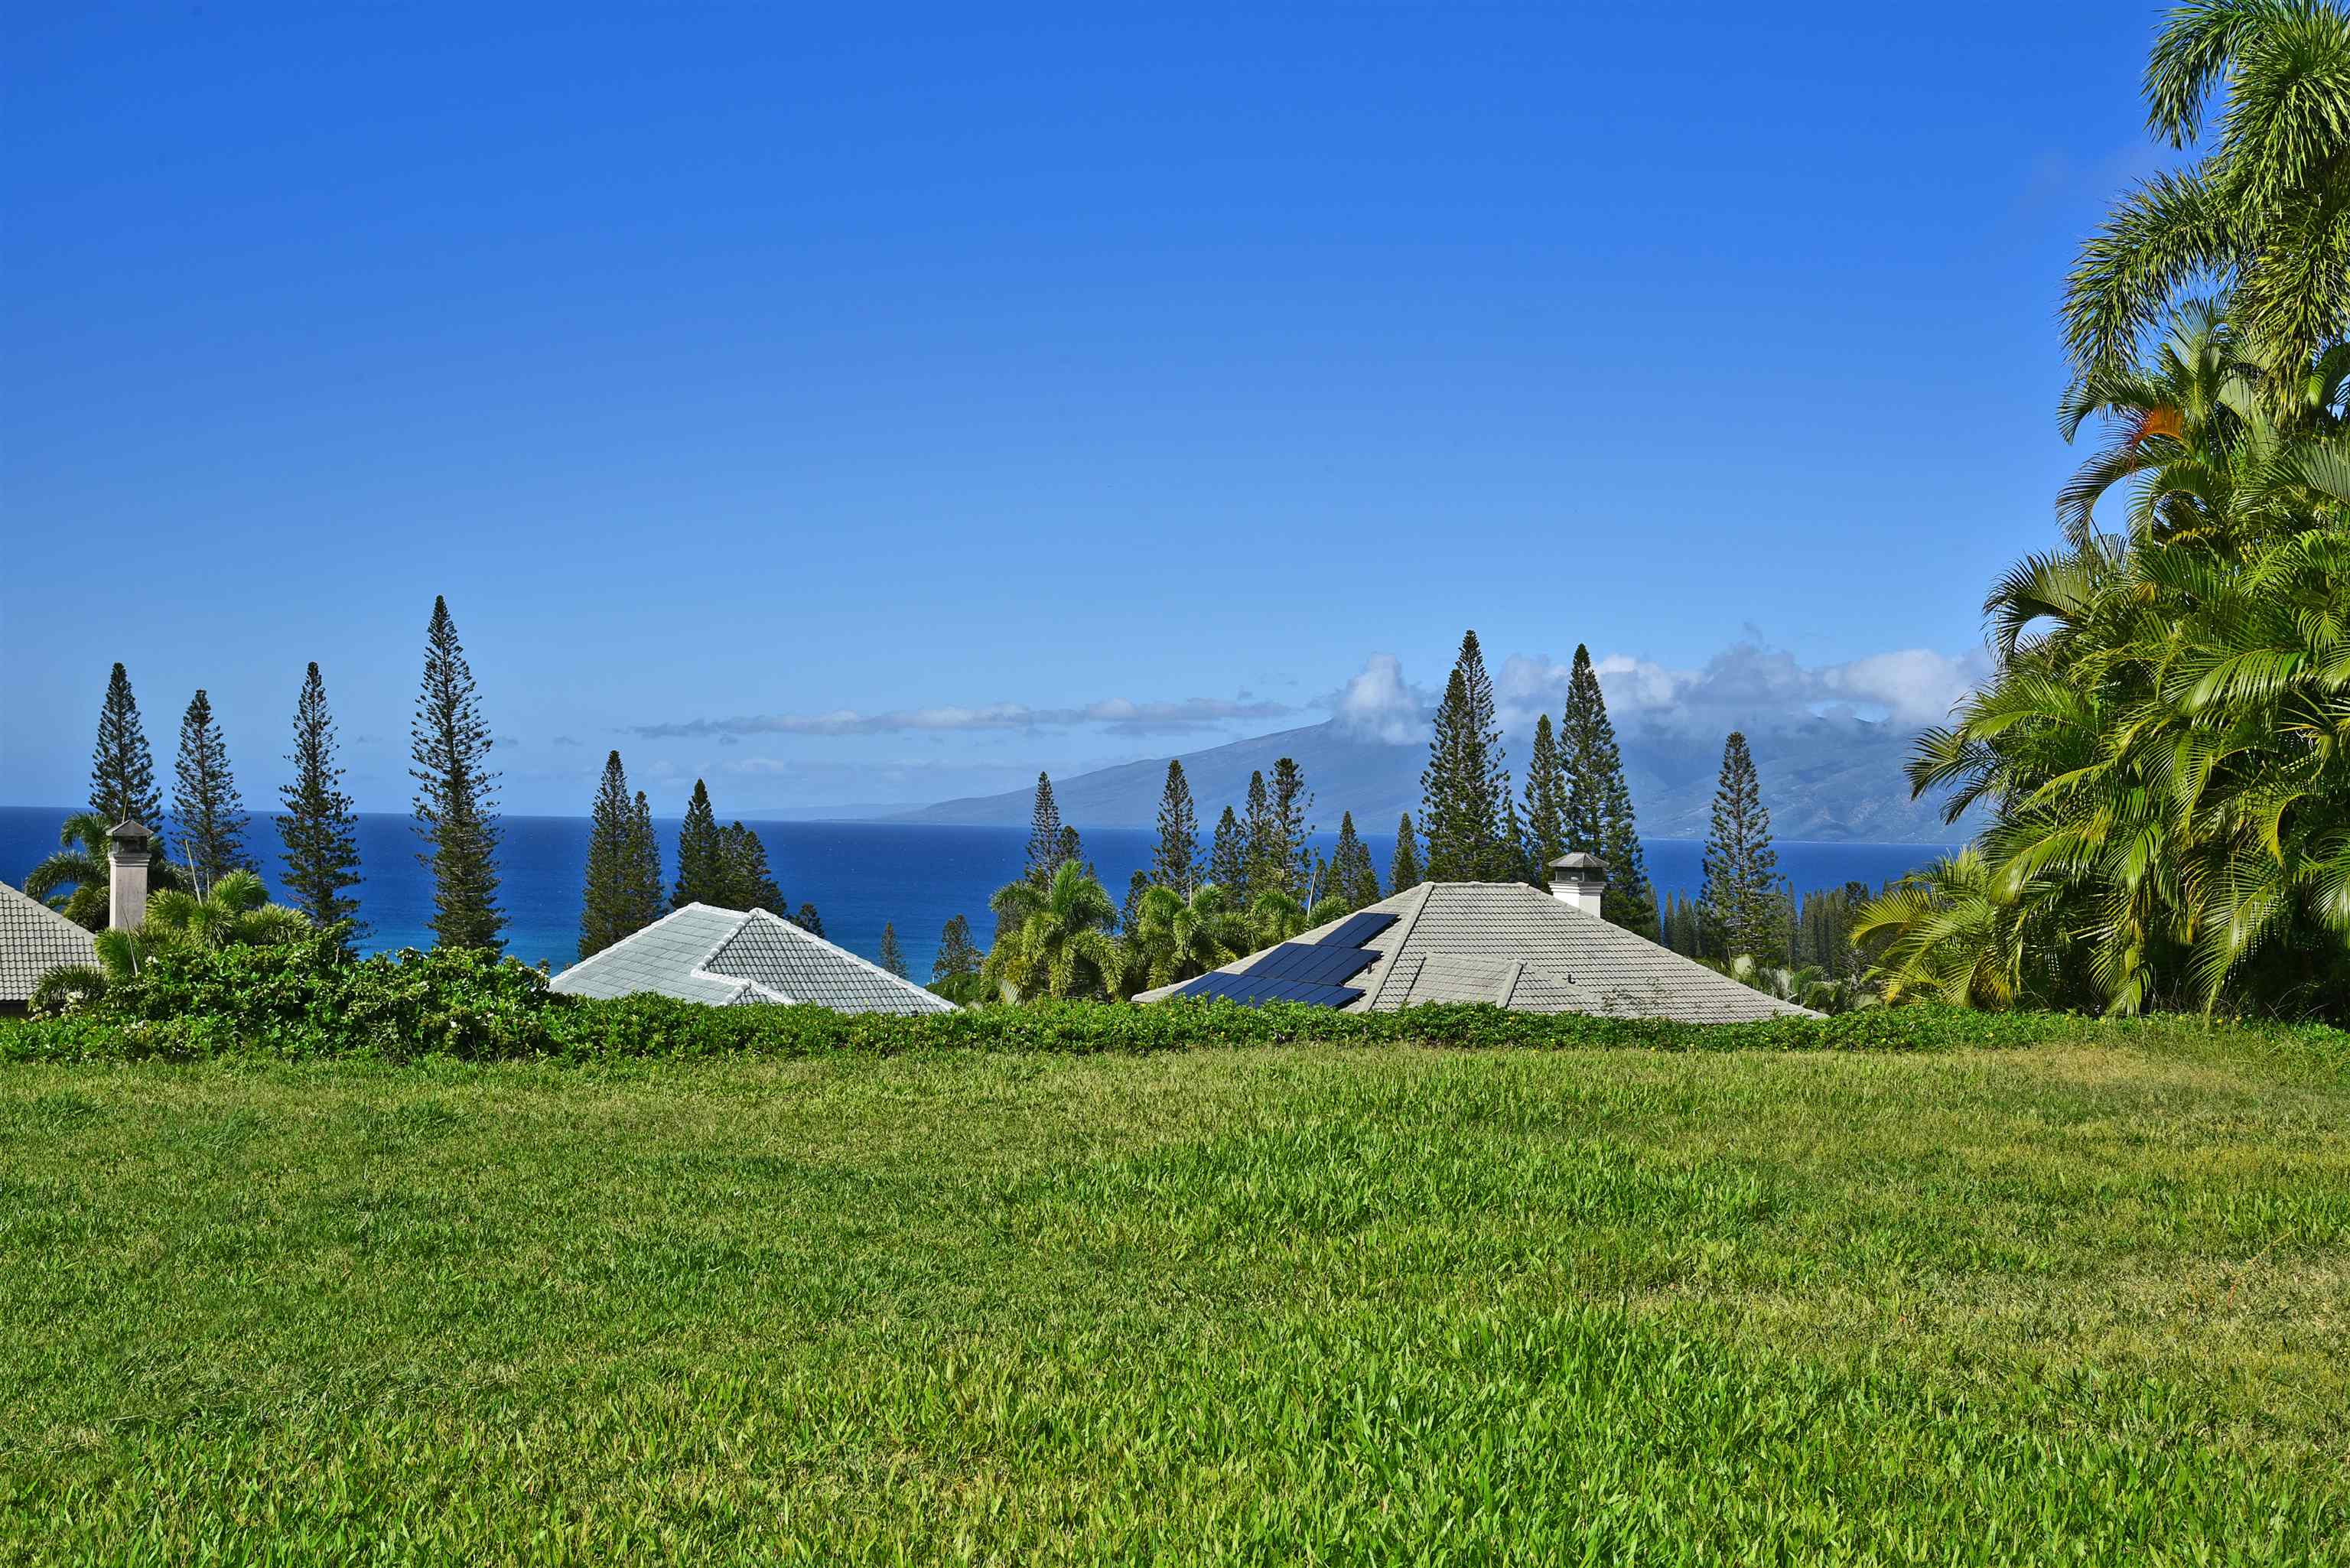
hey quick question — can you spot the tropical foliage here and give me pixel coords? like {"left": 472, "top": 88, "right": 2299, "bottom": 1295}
{"left": 24, "top": 811, "right": 186, "bottom": 932}
{"left": 984, "top": 859, "right": 1125, "bottom": 1001}
{"left": 34, "top": 869, "right": 309, "bottom": 1013}
{"left": 1123, "top": 882, "right": 1248, "bottom": 990}
{"left": 1863, "top": 2, "right": 2350, "bottom": 1020}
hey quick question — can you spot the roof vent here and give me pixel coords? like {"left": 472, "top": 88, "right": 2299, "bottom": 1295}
{"left": 1547, "top": 852, "right": 1605, "bottom": 916}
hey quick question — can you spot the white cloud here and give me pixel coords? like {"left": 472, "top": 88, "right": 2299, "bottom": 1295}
{"left": 1817, "top": 649, "right": 1985, "bottom": 727}
{"left": 635, "top": 695, "right": 1294, "bottom": 740}
{"left": 1329, "top": 653, "right": 1430, "bottom": 743}
{"left": 1421, "top": 639, "right": 1985, "bottom": 740}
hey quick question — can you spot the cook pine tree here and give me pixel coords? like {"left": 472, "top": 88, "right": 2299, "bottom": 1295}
{"left": 1207, "top": 805, "right": 1248, "bottom": 899}
{"left": 1240, "top": 769, "right": 1279, "bottom": 897}
{"left": 1268, "top": 757, "right": 1314, "bottom": 899}
{"left": 933, "top": 914, "right": 982, "bottom": 984}
{"left": 672, "top": 779, "right": 730, "bottom": 908}
{"left": 276, "top": 662, "right": 364, "bottom": 934}
{"left": 1151, "top": 760, "right": 1199, "bottom": 895}
{"left": 172, "top": 688, "right": 250, "bottom": 890}
{"left": 1700, "top": 730, "right": 1781, "bottom": 959}
{"left": 626, "top": 790, "right": 665, "bottom": 930}
{"left": 1024, "top": 773, "right": 1065, "bottom": 886}
{"left": 1557, "top": 644, "right": 1656, "bottom": 933}
{"left": 722, "top": 821, "right": 786, "bottom": 913}
{"left": 1419, "top": 630, "right": 1511, "bottom": 880}
{"left": 409, "top": 596, "right": 505, "bottom": 953}
{"left": 1121, "top": 869, "right": 1151, "bottom": 935}
{"left": 1522, "top": 712, "right": 1567, "bottom": 882}
{"left": 878, "top": 922, "right": 908, "bottom": 979}
{"left": 580, "top": 751, "right": 650, "bottom": 959}
{"left": 90, "top": 662, "right": 161, "bottom": 829}
{"left": 1390, "top": 812, "right": 1422, "bottom": 891}
{"left": 1326, "top": 811, "right": 1380, "bottom": 910}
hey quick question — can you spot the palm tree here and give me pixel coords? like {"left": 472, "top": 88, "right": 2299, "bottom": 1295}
{"left": 1247, "top": 888, "right": 1311, "bottom": 948}
{"left": 983, "top": 860, "right": 1125, "bottom": 1002}
{"left": 93, "top": 869, "right": 309, "bottom": 981}
{"left": 34, "top": 868, "right": 310, "bottom": 1013}
{"left": 1850, "top": 849, "right": 2049, "bottom": 1009}
{"left": 2066, "top": 0, "right": 2350, "bottom": 390}
{"left": 23, "top": 811, "right": 185, "bottom": 931}
{"left": 1126, "top": 882, "right": 1248, "bottom": 990}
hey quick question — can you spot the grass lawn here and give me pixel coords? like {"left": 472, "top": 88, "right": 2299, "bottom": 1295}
{"left": 4, "top": 1026, "right": 2347, "bottom": 1564}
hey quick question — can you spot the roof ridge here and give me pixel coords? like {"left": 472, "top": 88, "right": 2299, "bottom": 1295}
{"left": 559, "top": 902, "right": 746, "bottom": 981}
{"left": 725, "top": 906, "right": 942, "bottom": 1000}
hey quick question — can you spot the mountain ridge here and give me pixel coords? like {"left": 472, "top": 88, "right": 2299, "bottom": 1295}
{"left": 886, "top": 715, "right": 1973, "bottom": 845}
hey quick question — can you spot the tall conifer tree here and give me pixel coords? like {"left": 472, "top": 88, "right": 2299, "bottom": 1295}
{"left": 90, "top": 662, "right": 161, "bottom": 829}
{"left": 1121, "top": 868, "right": 1151, "bottom": 935}
{"left": 627, "top": 790, "right": 665, "bottom": 930}
{"left": 1700, "top": 730, "right": 1780, "bottom": 958}
{"left": 1419, "top": 631, "right": 1510, "bottom": 880}
{"left": 409, "top": 596, "right": 504, "bottom": 953}
{"left": 580, "top": 751, "right": 642, "bottom": 959}
{"left": 171, "top": 689, "right": 249, "bottom": 888}
{"left": 723, "top": 821, "right": 786, "bottom": 913}
{"left": 793, "top": 903, "right": 825, "bottom": 936}
{"left": 672, "top": 779, "right": 728, "bottom": 907}
{"left": 1523, "top": 713, "right": 1567, "bottom": 880}
{"left": 1557, "top": 645, "right": 1656, "bottom": 933}
{"left": 1240, "top": 770, "right": 1279, "bottom": 896}
{"left": 878, "top": 922, "right": 908, "bottom": 978}
{"left": 933, "top": 914, "right": 982, "bottom": 984}
{"left": 1151, "top": 760, "right": 1200, "bottom": 894}
{"left": 277, "top": 662, "right": 363, "bottom": 934}
{"left": 1268, "top": 757, "right": 1314, "bottom": 899}
{"left": 1208, "top": 805, "right": 1248, "bottom": 898}
{"left": 1327, "top": 811, "right": 1379, "bottom": 910}
{"left": 1024, "top": 773, "right": 1064, "bottom": 885}
{"left": 1391, "top": 812, "right": 1423, "bottom": 890}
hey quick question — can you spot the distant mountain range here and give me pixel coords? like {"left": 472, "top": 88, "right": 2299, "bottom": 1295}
{"left": 887, "top": 715, "right": 1975, "bottom": 845}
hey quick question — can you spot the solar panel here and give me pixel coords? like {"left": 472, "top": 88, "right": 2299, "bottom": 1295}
{"left": 1240, "top": 942, "right": 1381, "bottom": 987}
{"left": 1170, "top": 970, "right": 1363, "bottom": 1009}
{"left": 1317, "top": 912, "right": 1399, "bottom": 948}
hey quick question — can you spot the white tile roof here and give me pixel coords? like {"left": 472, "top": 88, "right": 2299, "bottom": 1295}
{"left": 1143, "top": 881, "right": 1815, "bottom": 1023}
{"left": 550, "top": 903, "right": 955, "bottom": 1015}
{"left": 0, "top": 880, "right": 101, "bottom": 1005}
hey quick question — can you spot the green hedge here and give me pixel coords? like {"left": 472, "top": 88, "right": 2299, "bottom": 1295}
{"left": 3, "top": 996, "right": 2099, "bottom": 1065}
{"left": 0, "top": 931, "right": 2121, "bottom": 1063}
{"left": 15, "top": 927, "right": 2316, "bottom": 1066}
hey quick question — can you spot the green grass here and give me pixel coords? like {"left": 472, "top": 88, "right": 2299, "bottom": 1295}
{"left": 4, "top": 1024, "right": 2346, "bottom": 1563}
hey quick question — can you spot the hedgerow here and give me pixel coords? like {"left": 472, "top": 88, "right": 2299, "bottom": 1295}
{"left": 5, "top": 932, "right": 2312, "bottom": 1065}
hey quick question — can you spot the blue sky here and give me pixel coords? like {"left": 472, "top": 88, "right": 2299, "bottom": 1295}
{"left": 5, "top": 2, "right": 2176, "bottom": 815}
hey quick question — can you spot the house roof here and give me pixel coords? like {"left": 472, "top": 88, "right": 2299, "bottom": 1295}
{"left": 1139, "top": 881, "right": 1815, "bottom": 1023}
{"left": 0, "top": 880, "right": 102, "bottom": 1004}
{"left": 548, "top": 903, "right": 956, "bottom": 1015}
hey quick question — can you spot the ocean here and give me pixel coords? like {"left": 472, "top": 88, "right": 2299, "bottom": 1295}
{"left": 0, "top": 806, "right": 1946, "bottom": 979}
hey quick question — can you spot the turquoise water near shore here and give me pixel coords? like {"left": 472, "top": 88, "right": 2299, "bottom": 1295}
{"left": 0, "top": 806, "right": 1943, "bottom": 979}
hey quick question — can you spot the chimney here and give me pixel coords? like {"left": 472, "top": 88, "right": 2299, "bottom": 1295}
{"left": 1547, "top": 852, "right": 1606, "bottom": 916}
{"left": 107, "top": 820, "right": 153, "bottom": 932}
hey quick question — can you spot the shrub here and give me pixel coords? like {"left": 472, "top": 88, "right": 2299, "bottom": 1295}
{"left": 0, "top": 928, "right": 2137, "bottom": 1065}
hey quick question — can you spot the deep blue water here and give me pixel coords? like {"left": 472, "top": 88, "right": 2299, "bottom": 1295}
{"left": 0, "top": 805, "right": 1945, "bottom": 978}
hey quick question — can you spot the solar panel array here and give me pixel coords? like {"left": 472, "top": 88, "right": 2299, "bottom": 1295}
{"left": 1248, "top": 941, "right": 1380, "bottom": 987}
{"left": 1316, "top": 911, "right": 1398, "bottom": 948}
{"left": 1179, "top": 972, "right": 1367, "bottom": 1008}
{"left": 1171, "top": 909, "right": 1398, "bottom": 1008}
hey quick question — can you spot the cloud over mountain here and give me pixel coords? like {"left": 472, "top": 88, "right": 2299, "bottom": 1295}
{"left": 635, "top": 695, "right": 1296, "bottom": 740}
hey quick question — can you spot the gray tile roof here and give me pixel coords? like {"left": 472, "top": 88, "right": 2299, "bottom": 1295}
{"left": 1142, "top": 881, "right": 1815, "bottom": 1023}
{"left": 0, "top": 880, "right": 101, "bottom": 1005}
{"left": 549, "top": 903, "right": 955, "bottom": 1014}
